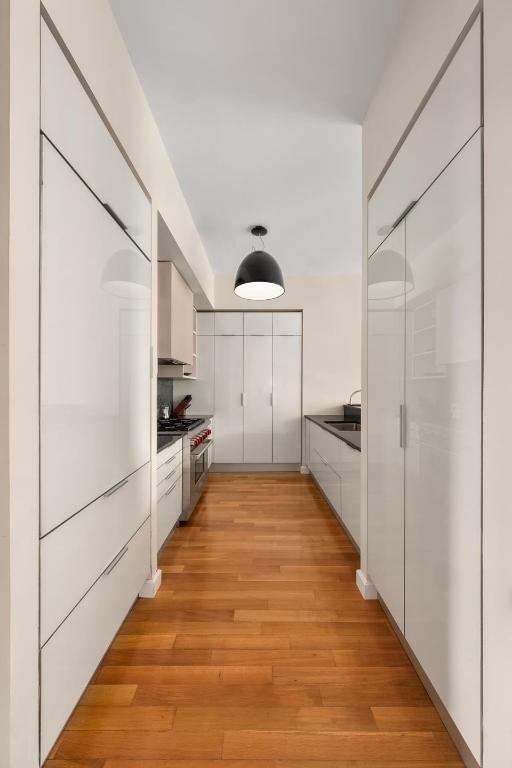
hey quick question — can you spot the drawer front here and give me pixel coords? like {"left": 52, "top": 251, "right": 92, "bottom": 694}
{"left": 313, "top": 449, "right": 341, "bottom": 518}
{"left": 310, "top": 423, "right": 342, "bottom": 476}
{"left": 157, "top": 439, "right": 183, "bottom": 468}
{"left": 40, "top": 519, "right": 150, "bottom": 761}
{"left": 157, "top": 463, "right": 183, "bottom": 501}
{"left": 40, "top": 463, "right": 150, "bottom": 646}
{"left": 157, "top": 474, "right": 182, "bottom": 550}
{"left": 41, "top": 21, "right": 151, "bottom": 256}
{"left": 156, "top": 449, "right": 182, "bottom": 485}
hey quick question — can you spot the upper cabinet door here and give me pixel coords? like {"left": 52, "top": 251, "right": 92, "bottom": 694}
{"left": 244, "top": 312, "right": 273, "bottom": 335}
{"left": 215, "top": 312, "right": 243, "bottom": 335}
{"left": 367, "top": 222, "right": 406, "bottom": 632}
{"left": 41, "top": 21, "right": 151, "bottom": 257}
{"left": 158, "top": 262, "right": 194, "bottom": 364}
{"left": 273, "top": 312, "right": 302, "bottom": 335}
{"left": 367, "top": 16, "right": 481, "bottom": 256}
{"left": 40, "top": 139, "right": 151, "bottom": 536}
{"left": 196, "top": 312, "right": 215, "bottom": 335}
{"left": 404, "top": 130, "right": 482, "bottom": 763}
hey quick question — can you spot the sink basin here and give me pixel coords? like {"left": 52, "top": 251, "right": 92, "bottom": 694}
{"left": 325, "top": 421, "right": 361, "bottom": 432}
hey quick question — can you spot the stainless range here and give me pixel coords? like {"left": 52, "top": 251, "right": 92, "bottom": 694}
{"left": 157, "top": 417, "right": 213, "bottom": 521}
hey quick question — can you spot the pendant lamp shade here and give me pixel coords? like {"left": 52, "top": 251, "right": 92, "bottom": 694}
{"left": 234, "top": 226, "right": 285, "bottom": 300}
{"left": 367, "top": 249, "right": 414, "bottom": 300}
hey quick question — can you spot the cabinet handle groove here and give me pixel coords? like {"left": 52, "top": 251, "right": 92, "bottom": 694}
{"left": 399, "top": 404, "right": 406, "bottom": 448}
{"left": 103, "top": 478, "right": 129, "bottom": 498}
{"left": 104, "top": 546, "right": 129, "bottom": 575}
{"left": 103, "top": 202, "right": 128, "bottom": 231}
{"left": 164, "top": 467, "right": 178, "bottom": 482}
{"left": 165, "top": 479, "right": 179, "bottom": 496}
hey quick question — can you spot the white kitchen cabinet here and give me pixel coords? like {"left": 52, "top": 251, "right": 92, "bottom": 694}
{"left": 40, "top": 519, "right": 150, "bottom": 762}
{"left": 40, "top": 138, "right": 151, "bottom": 536}
{"left": 367, "top": 16, "right": 481, "bottom": 257}
{"left": 244, "top": 335, "right": 273, "bottom": 462}
{"left": 158, "top": 262, "right": 194, "bottom": 365}
{"left": 273, "top": 311, "right": 302, "bottom": 335}
{"left": 339, "top": 441, "right": 360, "bottom": 546}
{"left": 367, "top": 222, "right": 406, "bottom": 632}
{"left": 214, "top": 335, "right": 244, "bottom": 462}
{"left": 272, "top": 335, "right": 302, "bottom": 463}
{"left": 197, "top": 311, "right": 215, "bottom": 335}
{"left": 40, "top": 462, "right": 150, "bottom": 646}
{"left": 157, "top": 473, "right": 183, "bottom": 550}
{"left": 215, "top": 312, "right": 243, "bottom": 335}
{"left": 244, "top": 312, "right": 273, "bottom": 335}
{"left": 41, "top": 21, "right": 151, "bottom": 256}
{"left": 404, "top": 131, "right": 482, "bottom": 762}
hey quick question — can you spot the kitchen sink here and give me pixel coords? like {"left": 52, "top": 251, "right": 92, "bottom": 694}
{"left": 325, "top": 421, "right": 361, "bottom": 432}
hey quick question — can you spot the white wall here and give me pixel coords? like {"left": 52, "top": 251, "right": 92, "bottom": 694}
{"left": 43, "top": 0, "right": 214, "bottom": 307}
{"left": 359, "top": 0, "right": 478, "bottom": 578}
{"left": 215, "top": 274, "right": 362, "bottom": 424}
{"left": 482, "top": 2, "right": 512, "bottom": 764}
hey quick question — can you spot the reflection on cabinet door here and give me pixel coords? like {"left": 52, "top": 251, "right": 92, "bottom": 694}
{"left": 367, "top": 222, "right": 405, "bottom": 632}
{"left": 404, "top": 130, "right": 482, "bottom": 763}
{"left": 214, "top": 336, "right": 244, "bottom": 462}
{"left": 273, "top": 335, "right": 302, "bottom": 463}
{"left": 40, "top": 138, "right": 150, "bottom": 536}
{"left": 244, "top": 336, "right": 273, "bottom": 462}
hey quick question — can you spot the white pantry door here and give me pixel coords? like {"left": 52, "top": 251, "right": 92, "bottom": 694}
{"left": 272, "top": 334, "right": 302, "bottom": 463}
{"left": 244, "top": 335, "right": 273, "bottom": 462}
{"left": 213, "top": 335, "right": 244, "bottom": 463}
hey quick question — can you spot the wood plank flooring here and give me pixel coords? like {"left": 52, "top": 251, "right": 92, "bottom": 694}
{"left": 46, "top": 472, "right": 463, "bottom": 767}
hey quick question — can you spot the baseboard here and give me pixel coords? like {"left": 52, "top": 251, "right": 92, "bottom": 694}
{"left": 211, "top": 463, "right": 300, "bottom": 472}
{"left": 379, "top": 596, "right": 480, "bottom": 768}
{"left": 139, "top": 568, "right": 161, "bottom": 598}
{"left": 356, "top": 569, "right": 377, "bottom": 600}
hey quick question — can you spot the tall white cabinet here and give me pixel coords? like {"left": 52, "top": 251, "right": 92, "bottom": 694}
{"left": 367, "top": 16, "right": 482, "bottom": 766}
{"left": 185, "top": 311, "right": 302, "bottom": 465}
{"left": 39, "top": 21, "right": 151, "bottom": 762}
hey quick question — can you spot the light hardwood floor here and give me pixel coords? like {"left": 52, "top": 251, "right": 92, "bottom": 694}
{"left": 46, "top": 472, "right": 463, "bottom": 767}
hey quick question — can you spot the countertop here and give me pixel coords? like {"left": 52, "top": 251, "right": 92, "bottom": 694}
{"left": 157, "top": 434, "right": 183, "bottom": 453}
{"left": 305, "top": 414, "right": 361, "bottom": 452}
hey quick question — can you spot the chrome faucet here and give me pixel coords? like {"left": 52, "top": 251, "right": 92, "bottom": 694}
{"left": 348, "top": 388, "right": 362, "bottom": 405}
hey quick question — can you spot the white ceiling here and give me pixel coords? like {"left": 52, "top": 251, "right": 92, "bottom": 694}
{"left": 110, "top": 0, "right": 407, "bottom": 275}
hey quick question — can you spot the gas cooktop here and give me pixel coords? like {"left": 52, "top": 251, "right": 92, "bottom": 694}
{"left": 157, "top": 417, "right": 205, "bottom": 433}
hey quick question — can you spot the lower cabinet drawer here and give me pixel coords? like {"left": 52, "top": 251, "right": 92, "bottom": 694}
{"left": 157, "top": 462, "right": 182, "bottom": 500}
{"left": 40, "top": 518, "right": 150, "bottom": 762}
{"left": 156, "top": 449, "right": 182, "bottom": 485}
{"left": 40, "top": 462, "right": 150, "bottom": 645}
{"left": 312, "top": 448, "right": 341, "bottom": 519}
{"left": 157, "top": 474, "right": 182, "bottom": 550}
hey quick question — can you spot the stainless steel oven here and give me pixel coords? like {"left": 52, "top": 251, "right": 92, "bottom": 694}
{"left": 180, "top": 425, "right": 213, "bottom": 521}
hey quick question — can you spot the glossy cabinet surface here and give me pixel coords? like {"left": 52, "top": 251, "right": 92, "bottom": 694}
{"left": 273, "top": 311, "right": 302, "bottom": 335}
{"left": 158, "top": 262, "right": 194, "bottom": 364}
{"left": 157, "top": 473, "right": 183, "bottom": 550}
{"left": 215, "top": 312, "right": 243, "bottom": 335}
{"left": 40, "top": 462, "right": 150, "bottom": 646}
{"left": 41, "top": 21, "right": 151, "bottom": 256}
{"left": 367, "top": 16, "right": 481, "bottom": 257}
{"left": 272, "top": 335, "right": 302, "bottom": 463}
{"left": 196, "top": 311, "right": 215, "bottom": 335}
{"left": 214, "top": 335, "right": 244, "bottom": 462}
{"left": 40, "top": 139, "right": 151, "bottom": 536}
{"left": 244, "top": 335, "right": 273, "bottom": 462}
{"left": 404, "top": 131, "right": 482, "bottom": 762}
{"left": 339, "top": 441, "right": 360, "bottom": 546}
{"left": 367, "top": 222, "right": 406, "bottom": 631}
{"left": 244, "top": 312, "right": 272, "bottom": 335}
{"left": 40, "top": 519, "right": 150, "bottom": 762}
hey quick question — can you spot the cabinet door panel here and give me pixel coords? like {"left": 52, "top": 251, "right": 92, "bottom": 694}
{"left": 41, "top": 21, "right": 151, "bottom": 256}
{"left": 368, "top": 17, "right": 481, "bottom": 256}
{"left": 273, "top": 335, "right": 302, "bottom": 463}
{"left": 215, "top": 312, "right": 243, "bottom": 335}
{"left": 273, "top": 312, "right": 302, "bottom": 335}
{"left": 214, "top": 336, "right": 244, "bottom": 462}
{"left": 340, "top": 442, "right": 360, "bottom": 547}
{"left": 404, "top": 131, "right": 481, "bottom": 762}
{"left": 244, "top": 336, "right": 273, "bottom": 462}
{"left": 40, "top": 139, "right": 150, "bottom": 536}
{"left": 197, "top": 312, "right": 214, "bottom": 335}
{"left": 244, "top": 312, "right": 272, "bottom": 335}
{"left": 367, "top": 222, "right": 405, "bottom": 631}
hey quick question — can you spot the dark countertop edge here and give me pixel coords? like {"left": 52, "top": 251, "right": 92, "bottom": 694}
{"left": 157, "top": 434, "right": 183, "bottom": 454}
{"left": 305, "top": 414, "right": 361, "bottom": 452}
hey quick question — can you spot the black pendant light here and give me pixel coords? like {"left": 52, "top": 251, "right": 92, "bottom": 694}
{"left": 234, "top": 225, "right": 285, "bottom": 300}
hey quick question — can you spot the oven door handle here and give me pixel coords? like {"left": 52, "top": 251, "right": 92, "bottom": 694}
{"left": 191, "top": 439, "right": 213, "bottom": 459}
